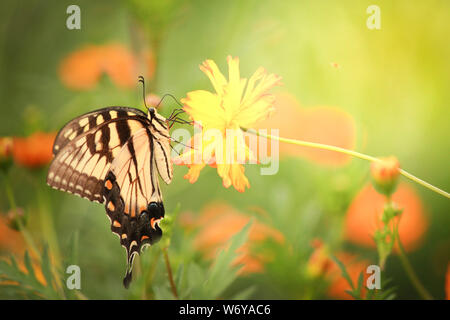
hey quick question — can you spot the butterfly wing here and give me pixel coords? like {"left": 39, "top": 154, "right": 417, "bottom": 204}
{"left": 47, "top": 107, "right": 151, "bottom": 203}
{"left": 102, "top": 126, "right": 171, "bottom": 288}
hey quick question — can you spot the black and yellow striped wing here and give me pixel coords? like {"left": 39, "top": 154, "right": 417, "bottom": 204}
{"left": 47, "top": 107, "right": 150, "bottom": 202}
{"left": 47, "top": 106, "right": 173, "bottom": 288}
{"left": 103, "top": 125, "right": 172, "bottom": 287}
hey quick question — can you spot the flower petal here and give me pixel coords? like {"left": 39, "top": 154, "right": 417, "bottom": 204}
{"left": 200, "top": 59, "right": 228, "bottom": 96}
{"left": 182, "top": 90, "right": 226, "bottom": 130}
{"left": 183, "top": 163, "right": 206, "bottom": 184}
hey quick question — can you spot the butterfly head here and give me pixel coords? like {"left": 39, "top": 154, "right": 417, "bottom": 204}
{"left": 147, "top": 106, "right": 156, "bottom": 119}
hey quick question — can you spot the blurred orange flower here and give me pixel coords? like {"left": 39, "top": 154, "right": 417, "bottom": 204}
{"left": 307, "top": 241, "right": 370, "bottom": 299}
{"left": 326, "top": 252, "right": 370, "bottom": 300}
{"left": 59, "top": 43, "right": 153, "bottom": 90}
{"left": 12, "top": 132, "right": 56, "bottom": 168}
{"left": 183, "top": 203, "right": 284, "bottom": 275}
{"left": 0, "top": 215, "right": 25, "bottom": 255}
{"left": 254, "top": 92, "right": 356, "bottom": 166}
{"left": 345, "top": 183, "right": 428, "bottom": 251}
{"left": 0, "top": 215, "right": 47, "bottom": 287}
{"left": 175, "top": 56, "right": 282, "bottom": 192}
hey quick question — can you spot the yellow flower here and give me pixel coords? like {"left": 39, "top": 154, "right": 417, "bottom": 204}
{"left": 175, "top": 56, "right": 282, "bottom": 192}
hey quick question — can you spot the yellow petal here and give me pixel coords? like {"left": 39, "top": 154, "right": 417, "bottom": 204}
{"left": 224, "top": 56, "right": 242, "bottom": 114}
{"left": 200, "top": 59, "right": 227, "bottom": 96}
{"left": 184, "top": 163, "right": 206, "bottom": 183}
{"left": 216, "top": 163, "right": 232, "bottom": 188}
{"left": 242, "top": 69, "right": 282, "bottom": 109}
{"left": 182, "top": 90, "right": 226, "bottom": 130}
{"left": 230, "top": 164, "right": 250, "bottom": 192}
{"left": 235, "top": 95, "right": 276, "bottom": 128}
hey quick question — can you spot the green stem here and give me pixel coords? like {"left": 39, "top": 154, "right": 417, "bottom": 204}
{"left": 2, "top": 172, "right": 41, "bottom": 260}
{"left": 394, "top": 227, "right": 433, "bottom": 300}
{"left": 244, "top": 129, "right": 450, "bottom": 199}
{"left": 162, "top": 247, "right": 178, "bottom": 299}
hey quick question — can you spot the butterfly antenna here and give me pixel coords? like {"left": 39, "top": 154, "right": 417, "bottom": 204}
{"left": 169, "top": 137, "right": 196, "bottom": 150}
{"left": 138, "top": 75, "right": 149, "bottom": 110}
{"left": 157, "top": 93, "right": 184, "bottom": 108}
{"left": 169, "top": 144, "right": 181, "bottom": 156}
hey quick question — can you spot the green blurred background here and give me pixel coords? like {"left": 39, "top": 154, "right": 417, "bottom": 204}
{"left": 0, "top": 0, "right": 449, "bottom": 299}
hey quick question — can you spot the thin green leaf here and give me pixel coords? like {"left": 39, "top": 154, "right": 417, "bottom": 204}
{"left": 331, "top": 255, "right": 355, "bottom": 290}
{"left": 40, "top": 245, "right": 53, "bottom": 289}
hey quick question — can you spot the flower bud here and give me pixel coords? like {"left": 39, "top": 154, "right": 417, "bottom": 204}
{"left": 371, "top": 156, "right": 400, "bottom": 196}
{"left": 0, "top": 137, "right": 13, "bottom": 172}
{"left": 306, "top": 239, "right": 333, "bottom": 278}
{"left": 6, "top": 208, "right": 26, "bottom": 231}
{"left": 0, "top": 137, "right": 13, "bottom": 159}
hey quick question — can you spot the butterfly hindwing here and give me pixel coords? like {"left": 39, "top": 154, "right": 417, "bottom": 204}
{"left": 103, "top": 127, "right": 169, "bottom": 287}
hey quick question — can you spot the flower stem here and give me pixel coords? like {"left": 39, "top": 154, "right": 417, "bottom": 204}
{"left": 244, "top": 128, "right": 450, "bottom": 199}
{"left": 393, "top": 226, "right": 433, "bottom": 300}
{"left": 162, "top": 247, "right": 178, "bottom": 299}
{"left": 2, "top": 172, "right": 41, "bottom": 260}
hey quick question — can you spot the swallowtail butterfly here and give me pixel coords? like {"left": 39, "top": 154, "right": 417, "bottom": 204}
{"left": 47, "top": 80, "right": 179, "bottom": 288}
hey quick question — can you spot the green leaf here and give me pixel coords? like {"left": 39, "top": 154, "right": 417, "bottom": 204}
{"left": 40, "top": 245, "right": 53, "bottom": 289}
{"left": 331, "top": 255, "right": 354, "bottom": 290}
{"left": 204, "top": 220, "right": 252, "bottom": 298}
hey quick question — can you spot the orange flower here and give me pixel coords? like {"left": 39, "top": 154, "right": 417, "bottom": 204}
{"left": 59, "top": 43, "right": 151, "bottom": 90}
{"left": 59, "top": 45, "right": 102, "bottom": 90}
{"left": 345, "top": 183, "right": 428, "bottom": 251}
{"left": 175, "top": 56, "right": 282, "bottom": 192}
{"left": 326, "top": 252, "right": 370, "bottom": 300}
{"left": 12, "top": 132, "right": 56, "bottom": 168}
{"left": 307, "top": 241, "right": 371, "bottom": 299}
{"left": 0, "top": 215, "right": 48, "bottom": 287}
{"left": 184, "top": 203, "right": 284, "bottom": 275}
{"left": 254, "top": 92, "right": 356, "bottom": 166}
{"left": 0, "top": 215, "right": 25, "bottom": 255}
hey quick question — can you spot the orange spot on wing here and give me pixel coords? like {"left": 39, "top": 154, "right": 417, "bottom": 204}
{"left": 112, "top": 220, "right": 121, "bottom": 228}
{"left": 107, "top": 201, "right": 115, "bottom": 212}
{"left": 150, "top": 218, "right": 161, "bottom": 230}
{"left": 141, "top": 235, "right": 149, "bottom": 241}
{"left": 105, "top": 180, "right": 113, "bottom": 190}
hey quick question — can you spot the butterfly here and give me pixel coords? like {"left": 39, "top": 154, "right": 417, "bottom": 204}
{"left": 47, "top": 78, "right": 185, "bottom": 288}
